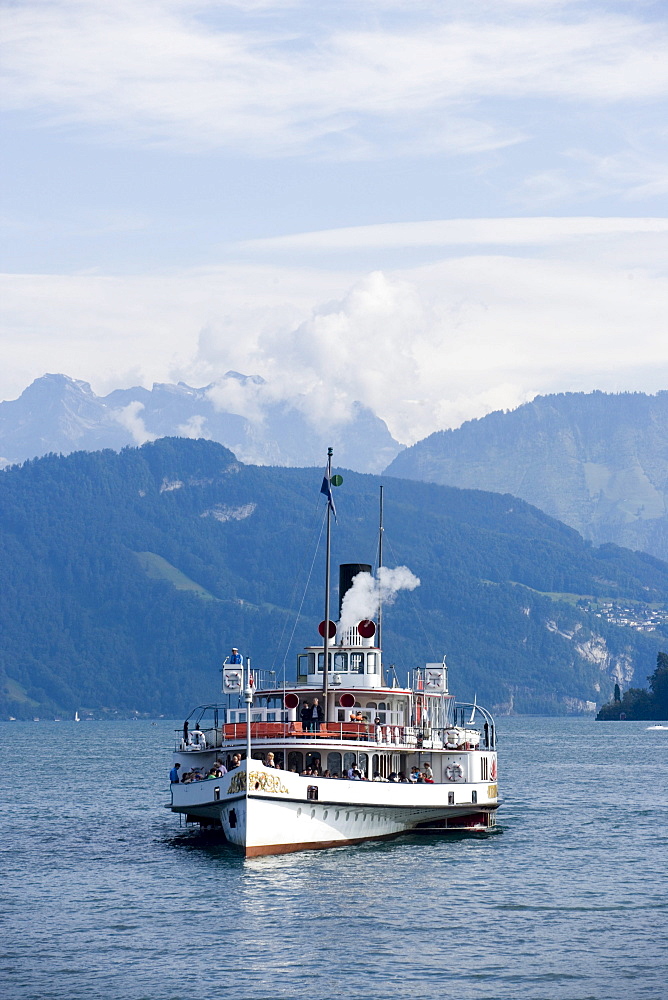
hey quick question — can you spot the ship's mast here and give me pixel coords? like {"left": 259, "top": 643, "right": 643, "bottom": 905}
{"left": 322, "top": 447, "right": 333, "bottom": 721}
{"left": 378, "top": 484, "right": 384, "bottom": 656}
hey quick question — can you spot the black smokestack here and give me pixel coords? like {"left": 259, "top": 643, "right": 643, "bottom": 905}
{"left": 338, "top": 563, "right": 372, "bottom": 619}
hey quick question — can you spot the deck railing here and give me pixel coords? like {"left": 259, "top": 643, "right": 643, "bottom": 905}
{"left": 175, "top": 720, "right": 496, "bottom": 753}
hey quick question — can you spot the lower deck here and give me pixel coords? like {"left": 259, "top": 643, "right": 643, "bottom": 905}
{"left": 169, "top": 756, "right": 500, "bottom": 856}
{"left": 175, "top": 738, "right": 497, "bottom": 787}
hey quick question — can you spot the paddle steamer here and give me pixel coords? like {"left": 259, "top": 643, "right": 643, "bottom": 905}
{"left": 168, "top": 458, "right": 499, "bottom": 856}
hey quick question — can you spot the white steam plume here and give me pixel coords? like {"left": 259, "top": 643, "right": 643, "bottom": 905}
{"left": 337, "top": 566, "right": 420, "bottom": 640}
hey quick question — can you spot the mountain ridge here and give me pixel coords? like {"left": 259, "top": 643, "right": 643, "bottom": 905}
{"left": 0, "top": 372, "right": 403, "bottom": 473}
{"left": 2, "top": 437, "right": 668, "bottom": 720}
{"left": 385, "top": 390, "right": 668, "bottom": 560}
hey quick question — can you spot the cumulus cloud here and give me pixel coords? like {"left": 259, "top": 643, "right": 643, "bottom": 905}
{"left": 111, "top": 401, "right": 157, "bottom": 444}
{"left": 2, "top": 221, "right": 668, "bottom": 446}
{"left": 176, "top": 414, "right": 210, "bottom": 438}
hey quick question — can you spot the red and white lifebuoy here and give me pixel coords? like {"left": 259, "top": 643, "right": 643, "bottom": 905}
{"left": 445, "top": 762, "right": 464, "bottom": 782}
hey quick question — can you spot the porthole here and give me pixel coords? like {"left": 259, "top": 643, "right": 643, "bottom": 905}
{"left": 323, "top": 810, "right": 329, "bottom": 820}
{"left": 310, "top": 808, "right": 316, "bottom": 819}
{"left": 297, "top": 807, "right": 302, "bottom": 818}
{"left": 335, "top": 810, "right": 340, "bottom": 820}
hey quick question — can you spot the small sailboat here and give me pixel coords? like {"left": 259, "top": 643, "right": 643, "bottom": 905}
{"left": 74, "top": 711, "right": 80, "bottom": 722}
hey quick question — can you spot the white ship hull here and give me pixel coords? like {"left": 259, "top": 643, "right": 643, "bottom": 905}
{"left": 170, "top": 761, "right": 498, "bottom": 857}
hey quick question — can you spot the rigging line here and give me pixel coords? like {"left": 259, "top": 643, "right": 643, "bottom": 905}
{"left": 269, "top": 494, "right": 325, "bottom": 680}
{"left": 278, "top": 505, "right": 328, "bottom": 682}
{"left": 384, "top": 535, "right": 438, "bottom": 661}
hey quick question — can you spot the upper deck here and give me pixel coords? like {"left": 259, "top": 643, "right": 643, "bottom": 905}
{"left": 175, "top": 712, "right": 496, "bottom": 755}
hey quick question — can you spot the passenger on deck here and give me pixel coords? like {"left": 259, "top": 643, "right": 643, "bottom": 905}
{"left": 351, "top": 769, "right": 362, "bottom": 780}
{"left": 355, "top": 711, "right": 365, "bottom": 723}
{"left": 264, "top": 753, "right": 277, "bottom": 768}
{"left": 230, "top": 647, "right": 242, "bottom": 664}
{"left": 228, "top": 754, "right": 241, "bottom": 770}
{"left": 183, "top": 720, "right": 189, "bottom": 743}
{"left": 422, "top": 770, "right": 434, "bottom": 784}
{"left": 409, "top": 766, "right": 420, "bottom": 782}
{"left": 311, "top": 698, "right": 324, "bottom": 734}
{"left": 214, "top": 760, "right": 227, "bottom": 776}
{"left": 372, "top": 771, "right": 388, "bottom": 782}
{"left": 423, "top": 762, "right": 434, "bottom": 781}
{"left": 322, "top": 769, "right": 331, "bottom": 778}
{"left": 169, "top": 763, "right": 181, "bottom": 783}
{"left": 205, "top": 767, "right": 218, "bottom": 780}
{"left": 301, "top": 766, "right": 313, "bottom": 776}
{"left": 388, "top": 772, "right": 398, "bottom": 782}
{"left": 300, "top": 702, "right": 312, "bottom": 733}
{"left": 398, "top": 771, "right": 409, "bottom": 783}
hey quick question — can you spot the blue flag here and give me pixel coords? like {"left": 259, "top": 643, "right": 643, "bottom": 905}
{"left": 320, "top": 475, "right": 337, "bottom": 520}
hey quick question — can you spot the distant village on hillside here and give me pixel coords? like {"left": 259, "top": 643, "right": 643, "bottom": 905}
{"left": 580, "top": 600, "right": 668, "bottom": 634}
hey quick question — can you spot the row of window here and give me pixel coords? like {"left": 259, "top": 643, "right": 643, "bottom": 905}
{"left": 298, "top": 651, "right": 379, "bottom": 677}
{"left": 227, "top": 702, "right": 402, "bottom": 724}
{"left": 252, "top": 749, "right": 404, "bottom": 777}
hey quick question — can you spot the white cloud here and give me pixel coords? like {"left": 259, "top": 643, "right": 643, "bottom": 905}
{"left": 176, "top": 414, "right": 210, "bottom": 438}
{"left": 2, "top": 2, "right": 666, "bottom": 157}
{"left": 2, "top": 218, "right": 667, "bottom": 446}
{"left": 112, "top": 401, "right": 157, "bottom": 444}
{"left": 0, "top": 263, "right": 351, "bottom": 403}
{"left": 240, "top": 216, "right": 668, "bottom": 252}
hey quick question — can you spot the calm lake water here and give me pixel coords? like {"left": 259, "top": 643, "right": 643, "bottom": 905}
{"left": 1, "top": 716, "right": 667, "bottom": 1000}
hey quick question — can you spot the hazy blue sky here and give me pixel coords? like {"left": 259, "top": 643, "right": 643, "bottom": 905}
{"left": 2, "top": 0, "right": 667, "bottom": 444}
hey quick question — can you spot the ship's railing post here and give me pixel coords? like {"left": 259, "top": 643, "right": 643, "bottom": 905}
{"left": 244, "top": 657, "right": 253, "bottom": 768}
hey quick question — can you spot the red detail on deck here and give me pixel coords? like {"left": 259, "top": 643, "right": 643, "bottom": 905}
{"left": 284, "top": 692, "right": 299, "bottom": 709}
{"left": 318, "top": 620, "right": 337, "bottom": 638}
{"left": 357, "top": 619, "right": 376, "bottom": 638}
{"left": 339, "top": 692, "right": 356, "bottom": 709}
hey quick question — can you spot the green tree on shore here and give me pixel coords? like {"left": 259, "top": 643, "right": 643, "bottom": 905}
{"left": 597, "top": 652, "right": 668, "bottom": 720}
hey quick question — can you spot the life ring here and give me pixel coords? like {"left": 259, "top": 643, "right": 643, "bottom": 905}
{"left": 445, "top": 762, "right": 464, "bottom": 782}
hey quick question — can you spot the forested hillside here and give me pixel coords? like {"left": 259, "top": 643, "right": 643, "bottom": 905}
{"left": 385, "top": 391, "right": 668, "bottom": 560}
{"left": 3, "top": 438, "right": 668, "bottom": 720}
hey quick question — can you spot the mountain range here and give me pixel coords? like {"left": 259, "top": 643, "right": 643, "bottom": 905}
{"left": 2, "top": 437, "right": 668, "bottom": 721}
{"left": 386, "top": 391, "right": 668, "bottom": 561}
{"left": 0, "top": 372, "right": 402, "bottom": 474}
